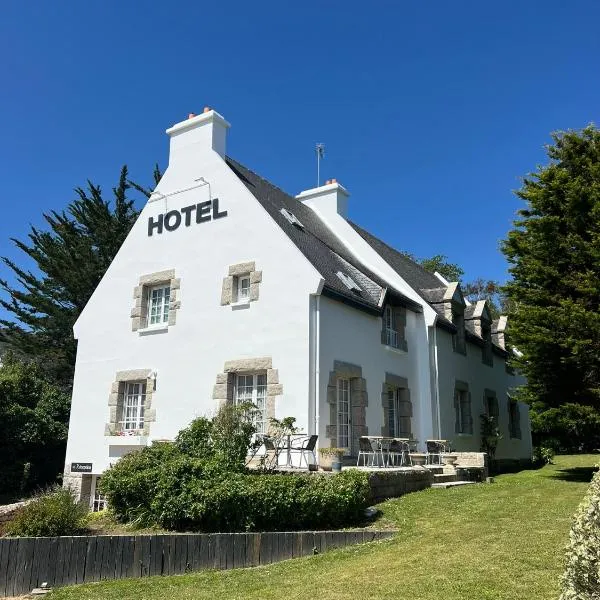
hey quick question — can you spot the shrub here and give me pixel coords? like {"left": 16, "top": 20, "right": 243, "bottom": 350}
{"left": 531, "top": 403, "right": 600, "bottom": 453}
{"left": 6, "top": 487, "right": 88, "bottom": 537}
{"left": 101, "top": 407, "right": 371, "bottom": 532}
{"left": 560, "top": 466, "right": 600, "bottom": 599}
{"left": 533, "top": 446, "right": 555, "bottom": 465}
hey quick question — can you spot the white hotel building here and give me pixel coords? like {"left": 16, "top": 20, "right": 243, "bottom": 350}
{"left": 63, "top": 108, "right": 532, "bottom": 504}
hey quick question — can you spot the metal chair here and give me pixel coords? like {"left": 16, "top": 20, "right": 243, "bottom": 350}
{"left": 289, "top": 434, "right": 318, "bottom": 468}
{"left": 426, "top": 440, "right": 443, "bottom": 465}
{"left": 262, "top": 436, "right": 282, "bottom": 469}
{"left": 389, "top": 439, "right": 412, "bottom": 466}
{"left": 357, "top": 437, "right": 381, "bottom": 467}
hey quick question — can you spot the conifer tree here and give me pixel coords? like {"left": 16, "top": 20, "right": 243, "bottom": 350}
{"left": 0, "top": 166, "right": 160, "bottom": 387}
{"left": 503, "top": 126, "right": 600, "bottom": 409}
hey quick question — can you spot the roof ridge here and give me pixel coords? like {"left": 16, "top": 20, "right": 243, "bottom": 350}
{"left": 347, "top": 220, "right": 450, "bottom": 289}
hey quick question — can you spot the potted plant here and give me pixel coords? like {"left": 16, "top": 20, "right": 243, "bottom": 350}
{"left": 319, "top": 447, "right": 345, "bottom": 472}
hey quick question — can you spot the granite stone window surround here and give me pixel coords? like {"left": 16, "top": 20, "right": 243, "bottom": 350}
{"left": 325, "top": 361, "right": 368, "bottom": 452}
{"left": 131, "top": 269, "right": 181, "bottom": 332}
{"left": 221, "top": 262, "right": 262, "bottom": 306}
{"left": 104, "top": 369, "right": 156, "bottom": 436}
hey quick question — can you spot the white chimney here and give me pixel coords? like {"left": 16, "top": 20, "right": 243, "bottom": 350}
{"left": 296, "top": 179, "right": 350, "bottom": 219}
{"left": 165, "top": 107, "right": 230, "bottom": 166}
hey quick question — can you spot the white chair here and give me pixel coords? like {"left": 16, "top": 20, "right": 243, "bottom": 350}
{"left": 357, "top": 437, "right": 381, "bottom": 467}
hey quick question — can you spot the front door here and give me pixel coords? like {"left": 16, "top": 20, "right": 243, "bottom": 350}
{"left": 337, "top": 378, "right": 351, "bottom": 455}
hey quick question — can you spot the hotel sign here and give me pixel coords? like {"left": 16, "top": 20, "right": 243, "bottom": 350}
{"left": 148, "top": 198, "right": 228, "bottom": 236}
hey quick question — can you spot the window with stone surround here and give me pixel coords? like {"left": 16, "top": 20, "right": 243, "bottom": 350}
{"left": 381, "top": 305, "right": 407, "bottom": 351}
{"left": 454, "top": 381, "right": 473, "bottom": 435}
{"left": 326, "top": 361, "right": 368, "bottom": 454}
{"left": 212, "top": 358, "right": 282, "bottom": 433}
{"left": 484, "top": 389, "right": 499, "bottom": 422}
{"left": 221, "top": 262, "right": 262, "bottom": 306}
{"left": 235, "top": 373, "right": 268, "bottom": 434}
{"left": 105, "top": 369, "right": 156, "bottom": 437}
{"left": 381, "top": 373, "right": 412, "bottom": 438}
{"left": 131, "top": 270, "right": 180, "bottom": 332}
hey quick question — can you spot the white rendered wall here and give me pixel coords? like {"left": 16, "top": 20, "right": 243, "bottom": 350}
{"left": 65, "top": 140, "right": 322, "bottom": 475}
{"left": 317, "top": 296, "right": 434, "bottom": 452}
{"left": 435, "top": 328, "right": 532, "bottom": 460}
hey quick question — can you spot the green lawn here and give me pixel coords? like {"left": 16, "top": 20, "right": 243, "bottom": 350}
{"left": 51, "top": 455, "right": 598, "bottom": 600}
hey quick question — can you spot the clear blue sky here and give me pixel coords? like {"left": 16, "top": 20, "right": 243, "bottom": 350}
{"left": 1, "top": 1, "right": 599, "bottom": 305}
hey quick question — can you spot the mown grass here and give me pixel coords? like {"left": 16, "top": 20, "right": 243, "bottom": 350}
{"left": 51, "top": 455, "right": 598, "bottom": 600}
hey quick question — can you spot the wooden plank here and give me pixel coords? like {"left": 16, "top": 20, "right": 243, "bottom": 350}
{"left": 165, "top": 535, "right": 176, "bottom": 575}
{"left": 96, "top": 536, "right": 110, "bottom": 580}
{"left": 82, "top": 536, "right": 96, "bottom": 583}
{"left": 59, "top": 536, "right": 74, "bottom": 587}
{"left": 212, "top": 535, "right": 221, "bottom": 570}
{"left": 246, "top": 533, "right": 259, "bottom": 567}
{"left": 282, "top": 532, "right": 294, "bottom": 561}
{"left": 3, "top": 538, "right": 17, "bottom": 597}
{"left": 72, "top": 537, "right": 88, "bottom": 584}
{"left": 132, "top": 536, "right": 143, "bottom": 578}
{"left": 197, "top": 534, "right": 208, "bottom": 570}
{"left": 113, "top": 535, "right": 125, "bottom": 580}
{"left": 147, "top": 535, "right": 160, "bottom": 577}
{"left": 21, "top": 537, "right": 39, "bottom": 594}
{"left": 10, "top": 537, "right": 27, "bottom": 597}
{"left": 222, "top": 535, "right": 233, "bottom": 570}
{"left": 0, "top": 539, "right": 10, "bottom": 597}
{"left": 232, "top": 534, "right": 244, "bottom": 569}
{"left": 259, "top": 532, "right": 273, "bottom": 565}
{"left": 174, "top": 535, "right": 188, "bottom": 574}
{"left": 120, "top": 536, "right": 134, "bottom": 580}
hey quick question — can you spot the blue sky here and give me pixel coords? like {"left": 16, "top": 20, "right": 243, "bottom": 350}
{"left": 1, "top": 1, "right": 599, "bottom": 304}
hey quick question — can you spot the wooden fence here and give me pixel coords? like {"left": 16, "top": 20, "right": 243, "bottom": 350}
{"left": 0, "top": 529, "right": 396, "bottom": 597}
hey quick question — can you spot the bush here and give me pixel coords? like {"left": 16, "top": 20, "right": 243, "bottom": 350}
{"left": 560, "top": 466, "right": 600, "bottom": 599}
{"left": 531, "top": 403, "right": 600, "bottom": 453}
{"left": 6, "top": 487, "right": 88, "bottom": 537}
{"left": 101, "top": 407, "right": 371, "bottom": 532}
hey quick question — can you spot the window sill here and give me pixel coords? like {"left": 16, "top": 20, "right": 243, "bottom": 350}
{"left": 383, "top": 344, "right": 407, "bottom": 355}
{"left": 231, "top": 301, "right": 251, "bottom": 310}
{"left": 456, "top": 433, "right": 473, "bottom": 437}
{"left": 106, "top": 435, "right": 149, "bottom": 446}
{"left": 138, "top": 324, "right": 169, "bottom": 335}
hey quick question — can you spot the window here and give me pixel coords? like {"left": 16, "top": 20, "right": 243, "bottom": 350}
{"left": 508, "top": 399, "right": 521, "bottom": 439}
{"left": 121, "top": 382, "right": 146, "bottom": 432}
{"left": 235, "top": 275, "right": 251, "bottom": 303}
{"left": 235, "top": 373, "right": 267, "bottom": 434}
{"left": 92, "top": 476, "right": 107, "bottom": 512}
{"left": 337, "top": 378, "right": 351, "bottom": 451}
{"left": 452, "top": 308, "right": 466, "bottom": 354}
{"left": 280, "top": 208, "right": 304, "bottom": 229}
{"left": 482, "top": 323, "right": 493, "bottom": 366}
{"left": 147, "top": 284, "right": 170, "bottom": 326}
{"left": 382, "top": 305, "right": 407, "bottom": 350}
{"left": 454, "top": 387, "right": 473, "bottom": 434}
{"left": 484, "top": 392, "right": 499, "bottom": 421}
{"left": 387, "top": 387, "right": 412, "bottom": 438}
{"left": 336, "top": 271, "right": 362, "bottom": 293}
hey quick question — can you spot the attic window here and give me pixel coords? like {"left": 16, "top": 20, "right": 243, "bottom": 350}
{"left": 280, "top": 208, "right": 304, "bottom": 229}
{"left": 336, "top": 271, "right": 362, "bottom": 293}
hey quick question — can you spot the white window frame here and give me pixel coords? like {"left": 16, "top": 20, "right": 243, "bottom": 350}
{"left": 120, "top": 381, "right": 146, "bottom": 432}
{"left": 388, "top": 387, "right": 411, "bottom": 438}
{"left": 91, "top": 476, "right": 107, "bottom": 512}
{"left": 337, "top": 378, "right": 351, "bottom": 453}
{"left": 383, "top": 305, "right": 401, "bottom": 348}
{"left": 235, "top": 275, "right": 251, "bottom": 304}
{"left": 234, "top": 373, "right": 267, "bottom": 434}
{"left": 455, "top": 389, "right": 472, "bottom": 435}
{"left": 147, "top": 284, "right": 170, "bottom": 327}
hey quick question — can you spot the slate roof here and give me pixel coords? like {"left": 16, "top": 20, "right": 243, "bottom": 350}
{"left": 226, "top": 157, "right": 421, "bottom": 315}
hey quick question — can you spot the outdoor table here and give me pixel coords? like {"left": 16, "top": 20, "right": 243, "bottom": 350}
{"left": 280, "top": 433, "right": 309, "bottom": 467}
{"left": 365, "top": 436, "right": 411, "bottom": 467}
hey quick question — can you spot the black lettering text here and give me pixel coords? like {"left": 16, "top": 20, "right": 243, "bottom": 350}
{"left": 196, "top": 200, "right": 212, "bottom": 223}
{"left": 164, "top": 210, "right": 182, "bottom": 231}
{"left": 148, "top": 214, "right": 164, "bottom": 236}
{"left": 180, "top": 204, "right": 196, "bottom": 226}
{"left": 212, "top": 197, "right": 228, "bottom": 220}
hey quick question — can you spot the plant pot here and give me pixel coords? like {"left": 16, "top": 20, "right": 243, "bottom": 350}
{"left": 331, "top": 461, "right": 342, "bottom": 473}
{"left": 411, "top": 453, "right": 427, "bottom": 466}
{"left": 319, "top": 454, "right": 333, "bottom": 471}
{"left": 308, "top": 463, "right": 318, "bottom": 472}
{"left": 442, "top": 454, "right": 457, "bottom": 466}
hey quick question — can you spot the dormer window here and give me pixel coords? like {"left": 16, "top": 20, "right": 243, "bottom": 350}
{"left": 451, "top": 305, "right": 466, "bottom": 354}
{"left": 381, "top": 304, "right": 407, "bottom": 351}
{"left": 482, "top": 322, "right": 493, "bottom": 366}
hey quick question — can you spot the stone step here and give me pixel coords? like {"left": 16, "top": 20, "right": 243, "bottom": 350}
{"left": 433, "top": 473, "right": 457, "bottom": 483}
{"left": 431, "top": 481, "right": 477, "bottom": 489}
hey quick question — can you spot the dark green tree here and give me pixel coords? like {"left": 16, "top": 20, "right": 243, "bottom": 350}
{"left": 418, "top": 254, "right": 464, "bottom": 282}
{"left": 502, "top": 125, "right": 600, "bottom": 410}
{"left": 0, "top": 166, "right": 160, "bottom": 387}
{"left": 0, "top": 353, "right": 71, "bottom": 500}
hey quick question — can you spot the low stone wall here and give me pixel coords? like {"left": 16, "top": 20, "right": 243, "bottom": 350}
{"left": 0, "top": 501, "right": 27, "bottom": 525}
{"left": 491, "top": 457, "right": 533, "bottom": 475}
{"left": 454, "top": 452, "right": 489, "bottom": 479}
{"left": 363, "top": 467, "right": 434, "bottom": 502}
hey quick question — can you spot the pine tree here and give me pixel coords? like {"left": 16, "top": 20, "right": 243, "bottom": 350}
{"left": 502, "top": 126, "right": 600, "bottom": 409}
{"left": 0, "top": 166, "right": 161, "bottom": 387}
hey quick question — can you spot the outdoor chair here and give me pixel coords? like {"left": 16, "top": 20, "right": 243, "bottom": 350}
{"left": 289, "top": 434, "right": 318, "bottom": 468}
{"left": 426, "top": 440, "right": 443, "bottom": 465}
{"left": 262, "top": 435, "right": 282, "bottom": 469}
{"left": 389, "top": 439, "right": 412, "bottom": 467}
{"left": 357, "top": 437, "right": 382, "bottom": 467}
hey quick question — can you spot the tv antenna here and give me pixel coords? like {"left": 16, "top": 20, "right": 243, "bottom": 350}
{"left": 315, "top": 143, "right": 325, "bottom": 187}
